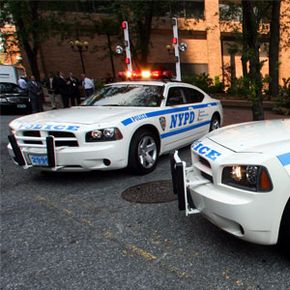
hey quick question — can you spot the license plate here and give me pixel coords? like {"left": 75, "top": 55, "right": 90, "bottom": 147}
{"left": 17, "top": 104, "right": 27, "bottom": 108}
{"left": 29, "top": 154, "right": 48, "bottom": 166}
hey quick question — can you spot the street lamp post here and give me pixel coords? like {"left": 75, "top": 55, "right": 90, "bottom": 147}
{"left": 70, "top": 40, "right": 89, "bottom": 74}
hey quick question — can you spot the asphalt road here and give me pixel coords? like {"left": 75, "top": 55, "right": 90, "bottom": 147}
{"left": 1, "top": 110, "right": 290, "bottom": 290}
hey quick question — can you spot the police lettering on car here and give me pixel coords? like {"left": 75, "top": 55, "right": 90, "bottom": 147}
{"left": 18, "top": 123, "right": 80, "bottom": 132}
{"left": 192, "top": 142, "right": 221, "bottom": 161}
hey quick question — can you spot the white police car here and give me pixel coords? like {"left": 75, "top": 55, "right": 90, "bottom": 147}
{"left": 8, "top": 77, "right": 222, "bottom": 174}
{"left": 171, "top": 119, "right": 290, "bottom": 250}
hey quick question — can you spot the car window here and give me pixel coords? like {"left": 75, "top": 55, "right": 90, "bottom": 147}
{"left": 166, "top": 87, "right": 185, "bottom": 106}
{"left": 82, "top": 84, "right": 164, "bottom": 107}
{"left": 0, "top": 82, "right": 24, "bottom": 94}
{"left": 182, "top": 87, "right": 204, "bottom": 103}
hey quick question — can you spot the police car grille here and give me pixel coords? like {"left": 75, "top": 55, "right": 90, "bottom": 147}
{"left": 198, "top": 156, "right": 213, "bottom": 183}
{"left": 22, "top": 130, "right": 78, "bottom": 147}
{"left": 201, "top": 171, "right": 213, "bottom": 183}
{"left": 199, "top": 156, "right": 211, "bottom": 168}
{"left": 23, "top": 131, "right": 42, "bottom": 144}
{"left": 48, "top": 131, "right": 78, "bottom": 147}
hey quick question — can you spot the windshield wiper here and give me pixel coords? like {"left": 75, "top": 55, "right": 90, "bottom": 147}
{"left": 101, "top": 104, "right": 120, "bottom": 106}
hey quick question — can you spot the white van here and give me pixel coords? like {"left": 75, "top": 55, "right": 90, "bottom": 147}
{"left": 0, "top": 65, "right": 26, "bottom": 84}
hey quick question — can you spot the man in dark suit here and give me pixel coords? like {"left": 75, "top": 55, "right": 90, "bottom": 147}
{"left": 67, "top": 72, "right": 81, "bottom": 106}
{"left": 27, "top": 75, "right": 43, "bottom": 113}
{"left": 56, "top": 72, "right": 70, "bottom": 108}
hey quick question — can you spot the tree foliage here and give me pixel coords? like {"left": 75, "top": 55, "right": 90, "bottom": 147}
{"left": 1, "top": 1, "right": 63, "bottom": 79}
{"left": 269, "top": 0, "right": 281, "bottom": 97}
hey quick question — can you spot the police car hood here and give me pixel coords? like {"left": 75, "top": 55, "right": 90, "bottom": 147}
{"left": 14, "top": 106, "right": 150, "bottom": 125}
{"left": 207, "top": 119, "right": 290, "bottom": 153}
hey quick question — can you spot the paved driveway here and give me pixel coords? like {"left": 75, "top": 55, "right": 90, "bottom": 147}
{"left": 1, "top": 109, "right": 289, "bottom": 290}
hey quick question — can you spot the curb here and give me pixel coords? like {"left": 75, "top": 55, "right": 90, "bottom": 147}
{"left": 220, "top": 99, "right": 274, "bottom": 110}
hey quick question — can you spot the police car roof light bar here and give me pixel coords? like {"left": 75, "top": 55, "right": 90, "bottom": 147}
{"left": 118, "top": 69, "right": 174, "bottom": 81}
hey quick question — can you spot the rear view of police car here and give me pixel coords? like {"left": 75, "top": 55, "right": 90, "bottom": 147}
{"left": 171, "top": 119, "right": 290, "bottom": 252}
{"left": 8, "top": 71, "right": 222, "bottom": 174}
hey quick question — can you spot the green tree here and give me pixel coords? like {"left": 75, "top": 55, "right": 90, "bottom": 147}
{"left": 94, "top": 17, "right": 120, "bottom": 80}
{"left": 269, "top": 0, "right": 281, "bottom": 97}
{"left": 242, "top": 0, "right": 265, "bottom": 120}
{"left": 109, "top": 1, "right": 156, "bottom": 68}
{"left": 1, "top": 1, "right": 49, "bottom": 80}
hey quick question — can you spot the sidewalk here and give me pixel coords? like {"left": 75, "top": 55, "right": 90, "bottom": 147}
{"left": 223, "top": 107, "right": 287, "bottom": 126}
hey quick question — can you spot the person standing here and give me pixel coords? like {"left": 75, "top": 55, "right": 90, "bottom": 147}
{"left": 27, "top": 75, "right": 43, "bottom": 113}
{"left": 81, "top": 73, "right": 94, "bottom": 99}
{"left": 57, "top": 72, "right": 70, "bottom": 108}
{"left": 45, "top": 72, "right": 57, "bottom": 109}
{"left": 67, "top": 72, "right": 80, "bottom": 106}
{"left": 18, "top": 76, "right": 28, "bottom": 90}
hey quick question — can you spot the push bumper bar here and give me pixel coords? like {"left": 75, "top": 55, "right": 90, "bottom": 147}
{"left": 170, "top": 151, "right": 209, "bottom": 216}
{"left": 8, "top": 134, "right": 57, "bottom": 169}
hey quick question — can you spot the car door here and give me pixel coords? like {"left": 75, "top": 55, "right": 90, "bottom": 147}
{"left": 181, "top": 86, "right": 210, "bottom": 140}
{"left": 161, "top": 86, "right": 192, "bottom": 152}
{"left": 161, "top": 86, "right": 208, "bottom": 152}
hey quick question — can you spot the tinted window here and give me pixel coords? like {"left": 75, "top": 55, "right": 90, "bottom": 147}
{"left": 82, "top": 84, "right": 164, "bottom": 107}
{"left": 182, "top": 87, "right": 204, "bottom": 103}
{"left": 166, "top": 87, "right": 185, "bottom": 106}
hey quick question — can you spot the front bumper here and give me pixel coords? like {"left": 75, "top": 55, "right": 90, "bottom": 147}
{"left": 170, "top": 151, "right": 280, "bottom": 245}
{"left": 7, "top": 134, "right": 128, "bottom": 171}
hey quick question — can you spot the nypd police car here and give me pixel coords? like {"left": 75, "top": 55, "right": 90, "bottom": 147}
{"left": 171, "top": 119, "right": 290, "bottom": 251}
{"left": 8, "top": 77, "right": 222, "bottom": 174}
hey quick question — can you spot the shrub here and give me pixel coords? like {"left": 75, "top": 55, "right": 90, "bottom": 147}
{"left": 273, "top": 77, "right": 290, "bottom": 115}
{"left": 94, "top": 79, "right": 105, "bottom": 91}
{"left": 183, "top": 73, "right": 224, "bottom": 94}
{"left": 208, "top": 76, "right": 224, "bottom": 94}
{"left": 226, "top": 76, "right": 250, "bottom": 98}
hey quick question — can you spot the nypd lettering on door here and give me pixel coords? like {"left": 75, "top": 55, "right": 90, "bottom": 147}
{"left": 170, "top": 111, "right": 195, "bottom": 128}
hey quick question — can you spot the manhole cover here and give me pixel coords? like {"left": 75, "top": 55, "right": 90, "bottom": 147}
{"left": 121, "top": 180, "right": 177, "bottom": 204}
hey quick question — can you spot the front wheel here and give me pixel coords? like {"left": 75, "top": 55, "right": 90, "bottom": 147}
{"left": 128, "top": 130, "right": 159, "bottom": 175}
{"left": 209, "top": 114, "right": 220, "bottom": 132}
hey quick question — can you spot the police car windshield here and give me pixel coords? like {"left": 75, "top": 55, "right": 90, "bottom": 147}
{"left": 82, "top": 84, "right": 164, "bottom": 107}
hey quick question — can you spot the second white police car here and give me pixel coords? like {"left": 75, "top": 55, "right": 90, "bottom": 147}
{"left": 171, "top": 119, "right": 290, "bottom": 251}
{"left": 8, "top": 73, "right": 223, "bottom": 174}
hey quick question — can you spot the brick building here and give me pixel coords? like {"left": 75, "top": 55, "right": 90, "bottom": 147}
{"left": 0, "top": 24, "right": 22, "bottom": 66}
{"left": 1, "top": 0, "right": 289, "bottom": 85}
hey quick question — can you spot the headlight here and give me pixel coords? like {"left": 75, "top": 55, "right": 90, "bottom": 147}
{"left": 85, "top": 127, "right": 123, "bottom": 142}
{"left": 222, "top": 165, "right": 273, "bottom": 192}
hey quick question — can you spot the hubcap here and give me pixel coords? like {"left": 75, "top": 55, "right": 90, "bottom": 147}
{"left": 137, "top": 136, "right": 157, "bottom": 169}
{"left": 211, "top": 119, "right": 220, "bottom": 131}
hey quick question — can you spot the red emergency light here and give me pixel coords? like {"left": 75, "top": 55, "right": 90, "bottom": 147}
{"left": 118, "top": 69, "right": 173, "bottom": 81}
{"left": 172, "top": 37, "right": 178, "bottom": 44}
{"left": 125, "top": 57, "right": 130, "bottom": 64}
{"left": 151, "top": 70, "right": 161, "bottom": 78}
{"left": 121, "top": 21, "right": 127, "bottom": 29}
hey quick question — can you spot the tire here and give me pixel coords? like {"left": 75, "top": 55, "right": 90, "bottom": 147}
{"left": 209, "top": 114, "right": 220, "bottom": 132}
{"left": 128, "top": 129, "right": 159, "bottom": 175}
{"left": 278, "top": 199, "right": 290, "bottom": 256}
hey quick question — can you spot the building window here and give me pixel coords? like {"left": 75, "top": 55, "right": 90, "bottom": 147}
{"left": 219, "top": 1, "right": 242, "bottom": 22}
{"left": 154, "top": 0, "right": 205, "bottom": 20}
